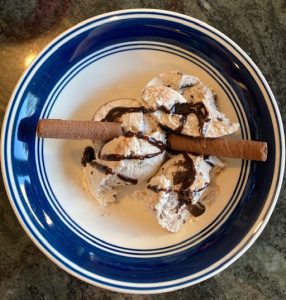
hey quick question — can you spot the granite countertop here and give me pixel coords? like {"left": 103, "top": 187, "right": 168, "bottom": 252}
{"left": 0, "top": 1, "right": 285, "bottom": 299}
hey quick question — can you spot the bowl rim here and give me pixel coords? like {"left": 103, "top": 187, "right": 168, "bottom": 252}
{"left": 1, "top": 8, "right": 285, "bottom": 294}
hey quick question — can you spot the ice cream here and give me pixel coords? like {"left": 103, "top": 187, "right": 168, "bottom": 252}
{"left": 82, "top": 98, "right": 166, "bottom": 206}
{"left": 142, "top": 70, "right": 239, "bottom": 137}
{"left": 81, "top": 71, "right": 239, "bottom": 232}
{"left": 146, "top": 153, "right": 224, "bottom": 232}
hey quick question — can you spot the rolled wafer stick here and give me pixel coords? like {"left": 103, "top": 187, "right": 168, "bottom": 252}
{"left": 37, "top": 119, "right": 122, "bottom": 141}
{"left": 37, "top": 119, "right": 268, "bottom": 161}
{"left": 168, "top": 134, "right": 268, "bottom": 161}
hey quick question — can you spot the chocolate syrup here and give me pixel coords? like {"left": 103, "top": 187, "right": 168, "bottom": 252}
{"left": 82, "top": 147, "right": 138, "bottom": 184}
{"left": 147, "top": 185, "right": 171, "bottom": 193}
{"left": 196, "top": 183, "right": 209, "bottom": 192}
{"left": 147, "top": 153, "right": 205, "bottom": 217}
{"left": 98, "top": 131, "right": 166, "bottom": 161}
{"left": 101, "top": 102, "right": 208, "bottom": 135}
{"left": 173, "top": 153, "right": 196, "bottom": 190}
{"left": 101, "top": 106, "right": 150, "bottom": 122}
{"left": 188, "top": 202, "right": 205, "bottom": 217}
{"left": 90, "top": 161, "right": 114, "bottom": 175}
{"left": 91, "top": 161, "right": 138, "bottom": 185}
{"left": 204, "top": 155, "right": 215, "bottom": 167}
{"left": 81, "top": 146, "right": 95, "bottom": 166}
{"left": 173, "top": 102, "right": 208, "bottom": 133}
{"left": 156, "top": 102, "right": 208, "bottom": 133}
{"left": 124, "top": 131, "right": 166, "bottom": 151}
{"left": 117, "top": 174, "right": 138, "bottom": 185}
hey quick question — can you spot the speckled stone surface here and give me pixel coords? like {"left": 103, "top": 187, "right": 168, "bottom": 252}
{"left": 0, "top": 0, "right": 285, "bottom": 299}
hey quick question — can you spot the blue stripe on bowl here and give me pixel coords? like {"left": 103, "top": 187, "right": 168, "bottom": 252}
{"left": 2, "top": 10, "right": 284, "bottom": 292}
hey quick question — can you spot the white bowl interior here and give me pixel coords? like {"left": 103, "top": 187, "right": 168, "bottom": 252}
{"left": 42, "top": 48, "right": 243, "bottom": 249}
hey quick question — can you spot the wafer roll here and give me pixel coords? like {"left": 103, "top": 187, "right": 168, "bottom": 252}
{"left": 37, "top": 119, "right": 122, "bottom": 141}
{"left": 168, "top": 134, "right": 268, "bottom": 161}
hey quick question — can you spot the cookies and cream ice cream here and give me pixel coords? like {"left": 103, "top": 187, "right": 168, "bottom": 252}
{"left": 142, "top": 70, "right": 239, "bottom": 137}
{"left": 81, "top": 72, "right": 239, "bottom": 231}
{"left": 146, "top": 154, "right": 224, "bottom": 232}
{"left": 82, "top": 98, "right": 166, "bottom": 206}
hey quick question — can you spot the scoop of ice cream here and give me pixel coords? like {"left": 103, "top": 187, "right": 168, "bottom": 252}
{"left": 146, "top": 153, "right": 224, "bottom": 232}
{"left": 92, "top": 98, "right": 161, "bottom": 151}
{"left": 96, "top": 132, "right": 166, "bottom": 181}
{"left": 82, "top": 98, "right": 166, "bottom": 206}
{"left": 143, "top": 71, "right": 239, "bottom": 137}
{"left": 93, "top": 98, "right": 147, "bottom": 132}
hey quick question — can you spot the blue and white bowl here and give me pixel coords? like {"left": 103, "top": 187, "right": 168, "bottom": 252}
{"left": 1, "top": 9, "right": 284, "bottom": 293}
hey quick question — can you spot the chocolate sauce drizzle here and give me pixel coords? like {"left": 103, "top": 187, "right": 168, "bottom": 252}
{"left": 90, "top": 161, "right": 114, "bottom": 175}
{"left": 188, "top": 202, "right": 206, "bottom": 217}
{"left": 151, "top": 102, "right": 208, "bottom": 134}
{"left": 98, "top": 131, "right": 166, "bottom": 161}
{"left": 170, "top": 102, "right": 209, "bottom": 133}
{"left": 100, "top": 102, "right": 209, "bottom": 135}
{"left": 101, "top": 106, "right": 150, "bottom": 122}
{"left": 81, "top": 147, "right": 138, "bottom": 185}
{"left": 81, "top": 146, "right": 95, "bottom": 166}
{"left": 147, "top": 153, "right": 206, "bottom": 217}
{"left": 174, "top": 153, "right": 196, "bottom": 190}
{"left": 196, "top": 182, "right": 209, "bottom": 192}
{"left": 147, "top": 185, "right": 171, "bottom": 193}
{"left": 117, "top": 174, "right": 138, "bottom": 185}
{"left": 203, "top": 155, "right": 215, "bottom": 167}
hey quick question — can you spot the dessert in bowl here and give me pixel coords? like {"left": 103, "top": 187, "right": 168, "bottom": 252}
{"left": 81, "top": 70, "right": 239, "bottom": 233}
